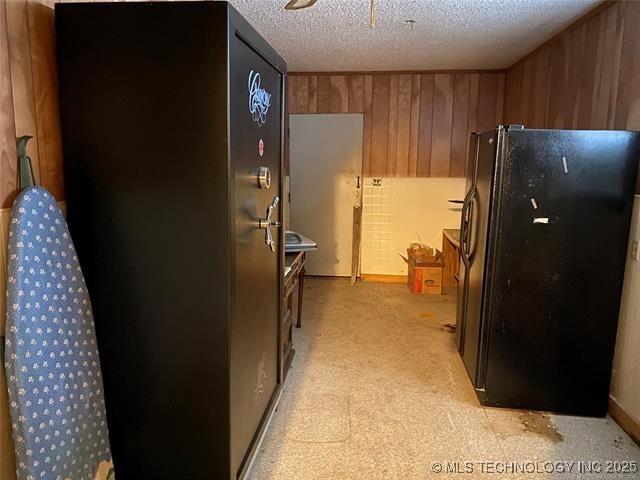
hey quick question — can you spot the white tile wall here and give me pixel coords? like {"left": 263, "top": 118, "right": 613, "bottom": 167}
{"left": 361, "top": 178, "right": 393, "bottom": 273}
{"left": 361, "top": 177, "right": 466, "bottom": 275}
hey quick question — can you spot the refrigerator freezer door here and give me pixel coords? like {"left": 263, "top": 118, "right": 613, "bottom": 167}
{"left": 458, "top": 129, "right": 499, "bottom": 386}
{"left": 456, "top": 134, "right": 478, "bottom": 351}
{"left": 230, "top": 34, "right": 282, "bottom": 475}
{"left": 482, "top": 129, "right": 640, "bottom": 415}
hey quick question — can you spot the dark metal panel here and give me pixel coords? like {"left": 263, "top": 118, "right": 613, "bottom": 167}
{"left": 57, "top": 3, "right": 232, "bottom": 476}
{"left": 226, "top": 6, "right": 286, "bottom": 479}
{"left": 483, "top": 129, "right": 640, "bottom": 415}
{"left": 228, "top": 23, "right": 283, "bottom": 479}
{"left": 56, "top": 2, "right": 286, "bottom": 478}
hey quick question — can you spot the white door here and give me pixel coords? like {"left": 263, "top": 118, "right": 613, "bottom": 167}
{"left": 289, "top": 114, "right": 363, "bottom": 276}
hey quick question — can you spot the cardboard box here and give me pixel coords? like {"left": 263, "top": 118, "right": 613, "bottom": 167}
{"left": 406, "top": 246, "right": 444, "bottom": 295}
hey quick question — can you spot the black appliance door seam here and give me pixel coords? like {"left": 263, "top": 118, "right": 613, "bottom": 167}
{"left": 457, "top": 134, "right": 481, "bottom": 355}
{"left": 476, "top": 125, "right": 507, "bottom": 391}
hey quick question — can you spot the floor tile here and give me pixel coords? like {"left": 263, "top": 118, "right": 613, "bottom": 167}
{"left": 248, "top": 278, "right": 640, "bottom": 480}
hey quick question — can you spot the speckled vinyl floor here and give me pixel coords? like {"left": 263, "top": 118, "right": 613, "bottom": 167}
{"left": 248, "top": 278, "right": 640, "bottom": 480}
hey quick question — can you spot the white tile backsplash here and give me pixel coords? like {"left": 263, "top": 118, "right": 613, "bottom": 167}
{"left": 361, "top": 177, "right": 466, "bottom": 275}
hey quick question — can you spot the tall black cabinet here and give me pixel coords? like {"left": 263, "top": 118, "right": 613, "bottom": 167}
{"left": 56, "top": 3, "right": 286, "bottom": 478}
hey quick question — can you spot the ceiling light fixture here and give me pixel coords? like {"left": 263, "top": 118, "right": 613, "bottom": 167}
{"left": 284, "top": 0, "right": 318, "bottom": 10}
{"left": 405, "top": 19, "right": 416, "bottom": 30}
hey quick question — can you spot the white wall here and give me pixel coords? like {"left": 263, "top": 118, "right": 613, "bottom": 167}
{"left": 361, "top": 177, "right": 466, "bottom": 275}
{"left": 611, "top": 195, "right": 640, "bottom": 423}
{"left": 289, "top": 114, "right": 363, "bottom": 276}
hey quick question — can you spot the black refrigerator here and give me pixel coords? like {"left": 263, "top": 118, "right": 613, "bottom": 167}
{"left": 456, "top": 125, "right": 640, "bottom": 416}
{"left": 56, "top": 2, "right": 285, "bottom": 479}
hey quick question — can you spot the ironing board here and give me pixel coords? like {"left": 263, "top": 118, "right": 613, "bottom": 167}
{"left": 4, "top": 186, "right": 112, "bottom": 480}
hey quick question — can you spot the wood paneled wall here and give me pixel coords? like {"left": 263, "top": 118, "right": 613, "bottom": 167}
{"left": 505, "top": 1, "right": 640, "bottom": 133}
{"left": 0, "top": 0, "right": 63, "bottom": 210}
{"left": 288, "top": 72, "right": 505, "bottom": 178}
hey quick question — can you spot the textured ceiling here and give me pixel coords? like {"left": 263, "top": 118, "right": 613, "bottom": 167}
{"left": 225, "top": 0, "right": 600, "bottom": 71}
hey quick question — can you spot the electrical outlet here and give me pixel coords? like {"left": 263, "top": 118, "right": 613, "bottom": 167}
{"left": 632, "top": 239, "right": 640, "bottom": 261}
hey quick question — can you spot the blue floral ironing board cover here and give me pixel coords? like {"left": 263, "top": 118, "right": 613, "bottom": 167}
{"left": 4, "top": 187, "right": 112, "bottom": 480}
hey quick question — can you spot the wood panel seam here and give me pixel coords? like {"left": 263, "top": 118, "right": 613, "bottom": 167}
{"left": 288, "top": 72, "right": 505, "bottom": 178}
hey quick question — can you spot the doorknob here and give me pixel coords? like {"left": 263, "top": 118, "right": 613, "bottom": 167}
{"left": 258, "top": 196, "right": 281, "bottom": 252}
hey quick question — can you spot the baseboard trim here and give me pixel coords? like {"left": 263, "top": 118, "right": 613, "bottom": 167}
{"left": 360, "top": 274, "right": 406, "bottom": 284}
{"left": 609, "top": 396, "right": 640, "bottom": 446}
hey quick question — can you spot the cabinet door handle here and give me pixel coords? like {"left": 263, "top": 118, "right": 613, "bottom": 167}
{"left": 258, "top": 196, "right": 281, "bottom": 252}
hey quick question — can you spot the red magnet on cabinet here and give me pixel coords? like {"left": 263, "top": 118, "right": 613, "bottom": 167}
{"left": 258, "top": 139, "right": 264, "bottom": 157}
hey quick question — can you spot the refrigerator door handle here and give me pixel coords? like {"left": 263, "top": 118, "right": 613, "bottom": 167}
{"left": 460, "top": 186, "right": 475, "bottom": 267}
{"left": 460, "top": 183, "right": 474, "bottom": 240}
{"left": 465, "top": 188, "right": 479, "bottom": 262}
{"left": 460, "top": 200, "right": 470, "bottom": 267}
